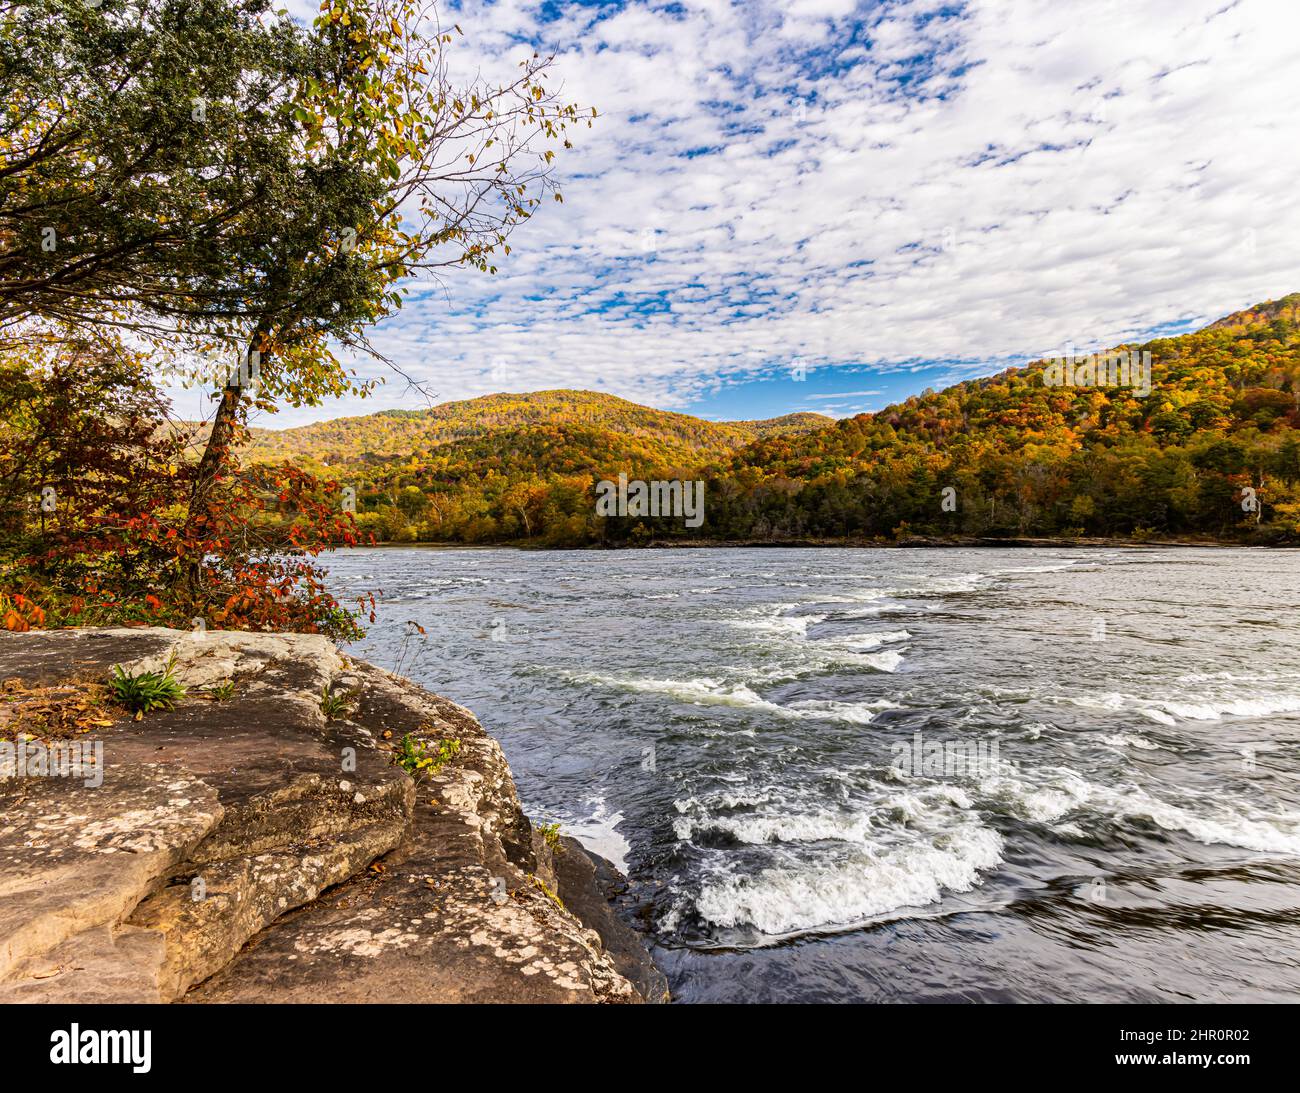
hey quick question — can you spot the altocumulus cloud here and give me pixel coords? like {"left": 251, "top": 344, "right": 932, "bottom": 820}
{"left": 257, "top": 0, "right": 1300, "bottom": 424}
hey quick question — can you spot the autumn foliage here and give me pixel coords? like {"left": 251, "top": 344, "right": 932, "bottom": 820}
{"left": 1, "top": 0, "right": 585, "bottom": 634}
{"left": 0, "top": 333, "right": 370, "bottom": 637}
{"left": 244, "top": 295, "right": 1300, "bottom": 547}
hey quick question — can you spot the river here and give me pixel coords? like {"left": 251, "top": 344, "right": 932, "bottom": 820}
{"left": 325, "top": 545, "right": 1300, "bottom": 1002}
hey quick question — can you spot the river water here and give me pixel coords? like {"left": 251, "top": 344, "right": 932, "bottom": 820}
{"left": 325, "top": 546, "right": 1300, "bottom": 1002}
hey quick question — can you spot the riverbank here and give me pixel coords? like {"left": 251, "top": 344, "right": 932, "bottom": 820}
{"left": 351, "top": 533, "right": 1276, "bottom": 551}
{"left": 637, "top": 534, "right": 1249, "bottom": 549}
{"left": 0, "top": 628, "right": 667, "bottom": 1004}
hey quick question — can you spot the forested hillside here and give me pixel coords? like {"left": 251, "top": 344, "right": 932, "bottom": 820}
{"left": 254, "top": 294, "right": 1300, "bottom": 546}
{"left": 246, "top": 390, "right": 831, "bottom": 465}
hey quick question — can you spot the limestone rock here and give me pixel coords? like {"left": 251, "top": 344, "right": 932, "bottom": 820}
{"left": 552, "top": 836, "right": 671, "bottom": 1004}
{"left": 0, "top": 764, "right": 222, "bottom": 987}
{"left": 0, "top": 627, "right": 664, "bottom": 1004}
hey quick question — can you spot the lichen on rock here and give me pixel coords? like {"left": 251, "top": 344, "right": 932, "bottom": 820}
{"left": 0, "top": 627, "right": 665, "bottom": 1004}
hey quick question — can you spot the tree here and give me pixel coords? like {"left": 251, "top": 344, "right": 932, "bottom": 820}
{"left": 182, "top": 0, "right": 591, "bottom": 554}
{"left": 0, "top": 328, "right": 182, "bottom": 557}
{"left": 0, "top": 0, "right": 314, "bottom": 336}
{"left": 2, "top": 0, "right": 590, "bottom": 553}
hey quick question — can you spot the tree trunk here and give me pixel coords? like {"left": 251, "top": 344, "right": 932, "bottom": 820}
{"left": 182, "top": 323, "right": 270, "bottom": 588}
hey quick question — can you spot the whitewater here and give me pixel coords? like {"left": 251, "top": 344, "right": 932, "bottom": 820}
{"left": 328, "top": 545, "right": 1300, "bottom": 1002}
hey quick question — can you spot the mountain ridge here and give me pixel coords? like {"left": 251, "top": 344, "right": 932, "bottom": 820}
{"left": 243, "top": 293, "right": 1300, "bottom": 545}
{"left": 246, "top": 389, "right": 833, "bottom": 467}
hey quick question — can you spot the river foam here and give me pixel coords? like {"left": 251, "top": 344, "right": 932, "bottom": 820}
{"left": 327, "top": 544, "right": 1300, "bottom": 1000}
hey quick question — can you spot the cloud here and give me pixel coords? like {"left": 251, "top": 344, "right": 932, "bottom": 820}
{"left": 250, "top": 0, "right": 1300, "bottom": 426}
{"left": 805, "top": 389, "right": 884, "bottom": 399}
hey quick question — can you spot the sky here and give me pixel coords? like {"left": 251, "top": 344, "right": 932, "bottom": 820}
{"left": 172, "top": 0, "right": 1300, "bottom": 428}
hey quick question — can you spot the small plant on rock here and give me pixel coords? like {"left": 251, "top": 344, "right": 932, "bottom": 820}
{"left": 320, "top": 683, "right": 354, "bottom": 719}
{"left": 537, "top": 821, "right": 563, "bottom": 853}
{"left": 109, "top": 653, "right": 185, "bottom": 718}
{"left": 529, "top": 874, "right": 565, "bottom": 910}
{"left": 392, "top": 733, "right": 460, "bottom": 781}
{"left": 206, "top": 680, "right": 236, "bottom": 702}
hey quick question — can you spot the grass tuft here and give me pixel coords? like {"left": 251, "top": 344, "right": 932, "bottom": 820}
{"left": 206, "top": 679, "right": 236, "bottom": 702}
{"left": 109, "top": 653, "right": 185, "bottom": 717}
{"left": 320, "top": 683, "right": 354, "bottom": 719}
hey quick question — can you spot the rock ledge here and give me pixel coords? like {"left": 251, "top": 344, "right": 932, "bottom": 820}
{"left": 0, "top": 627, "right": 667, "bottom": 1004}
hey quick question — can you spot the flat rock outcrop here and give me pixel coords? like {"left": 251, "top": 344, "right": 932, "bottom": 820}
{"left": 0, "top": 627, "right": 664, "bottom": 1003}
